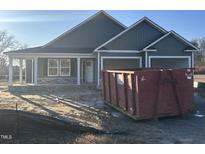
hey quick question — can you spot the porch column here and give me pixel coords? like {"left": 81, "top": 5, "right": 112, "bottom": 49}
{"left": 8, "top": 56, "right": 13, "bottom": 86}
{"left": 34, "top": 57, "right": 38, "bottom": 85}
{"left": 77, "top": 57, "right": 81, "bottom": 85}
{"left": 19, "top": 59, "right": 23, "bottom": 84}
{"left": 145, "top": 51, "right": 148, "bottom": 68}
{"left": 97, "top": 52, "right": 100, "bottom": 87}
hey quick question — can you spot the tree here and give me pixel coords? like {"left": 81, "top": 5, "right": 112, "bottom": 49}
{"left": 191, "top": 38, "right": 205, "bottom": 67}
{"left": 0, "top": 30, "right": 27, "bottom": 79}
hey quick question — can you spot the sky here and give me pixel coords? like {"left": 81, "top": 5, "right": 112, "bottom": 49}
{"left": 0, "top": 10, "right": 205, "bottom": 47}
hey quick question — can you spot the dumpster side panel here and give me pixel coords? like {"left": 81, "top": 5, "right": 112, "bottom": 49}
{"left": 104, "top": 72, "right": 111, "bottom": 102}
{"left": 126, "top": 74, "right": 135, "bottom": 115}
{"left": 110, "top": 72, "right": 118, "bottom": 106}
{"left": 116, "top": 73, "right": 126, "bottom": 110}
{"left": 137, "top": 70, "right": 160, "bottom": 119}
{"left": 172, "top": 69, "right": 195, "bottom": 113}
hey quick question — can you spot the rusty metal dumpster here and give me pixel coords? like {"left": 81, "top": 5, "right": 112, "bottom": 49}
{"left": 102, "top": 68, "right": 195, "bottom": 120}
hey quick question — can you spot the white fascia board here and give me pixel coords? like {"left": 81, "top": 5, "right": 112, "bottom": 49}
{"left": 43, "top": 11, "right": 126, "bottom": 48}
{"left": 101, "top": 11, "right": 127, "bottom": 29}
{"left": 170, "top": 31, "right": 199, "bottom": 50}
{"left": 8, "top": 53, "right": 96, "bottom": 59}
{"left": 96, "top": 50, "right": 140, "bottom": 53}
{"left": 142, "top": 32, "right": 171, "bottom": 51}
{"left": 143, "top": 31, "right": 199, "bottom": 51}
{"left": 94, "top": 17, "right": 167, "bottom": 52}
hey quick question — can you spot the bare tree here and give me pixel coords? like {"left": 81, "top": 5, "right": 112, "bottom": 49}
{"left": 191, "top": 38, "right": 205, "bottom": 67}
{"left": 0, "top": 30, "right": 27, "bottom": 79}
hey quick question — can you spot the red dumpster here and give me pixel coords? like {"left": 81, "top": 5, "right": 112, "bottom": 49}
{"left": 102, "top": 68, "right": 195, "bottom": 120}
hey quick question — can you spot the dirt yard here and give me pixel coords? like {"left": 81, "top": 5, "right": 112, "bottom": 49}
{"left": 0, "top": 81, "right": 205, "bottom": 144}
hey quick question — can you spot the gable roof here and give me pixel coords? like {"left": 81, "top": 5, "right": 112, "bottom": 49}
{"left": 142, "top": 30, "right": 199, "bottom": 51}
{"left": 94, "top": 17, "right": 167, "bottom": 51}
{"left": 43, "top": 10, "right": 127, "bottom": 48}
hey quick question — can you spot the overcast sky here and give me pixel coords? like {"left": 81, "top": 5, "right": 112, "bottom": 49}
{"left": 0, "top": 10, "right": 204, "bottom": 47}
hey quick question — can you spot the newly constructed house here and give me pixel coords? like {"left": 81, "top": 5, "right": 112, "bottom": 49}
{"left": 5, "top": 11, "right": 199, "bottom": 87}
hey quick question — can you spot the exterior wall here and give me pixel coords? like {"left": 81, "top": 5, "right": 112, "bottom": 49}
{"left": 148, "top": 35, "right": 192, "bottom": 57}
{"left": 147, "top": 35, "right": 193, "bottom": 68}
{"left": 37, "top": 58, "right": 77, "bottom": 84}
{"left": 103, "top": 59, "right": 140, "bottom": 70}
{"left": 102, "top": 21, "right": 164, "bottom": 50}
{"left": 47, "top": 13, "right": 125, "bottom": 50}
{"left": 150, "top": 58, "right": 189, "bottom": 68}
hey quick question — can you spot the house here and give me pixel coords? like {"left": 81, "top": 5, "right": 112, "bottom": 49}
{"left": 5, "top": 10, "right": 199, "bottom": 87}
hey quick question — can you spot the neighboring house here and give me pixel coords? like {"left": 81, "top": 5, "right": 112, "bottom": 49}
{"left": 5, "top": 10, "right": 199, "bottom": 87}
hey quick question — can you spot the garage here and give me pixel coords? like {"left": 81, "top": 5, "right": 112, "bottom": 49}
{"left": 101, "top": 57, "right": 142, "bottom": 70}
{"left": 148, "top": 56, "right": 191, "bottom": 69}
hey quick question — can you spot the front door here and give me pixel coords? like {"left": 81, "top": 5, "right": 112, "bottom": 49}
{"left": 84, "top": 60, "right": 94, "bottom": 83}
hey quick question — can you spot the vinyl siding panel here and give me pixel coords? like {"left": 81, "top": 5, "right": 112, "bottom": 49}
{"left": 103, "top": 21, "right": 164, "bottom": 50}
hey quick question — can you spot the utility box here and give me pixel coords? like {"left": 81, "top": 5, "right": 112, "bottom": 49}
{"left": 102, "top": 68, "right": 195, "bottom": 120}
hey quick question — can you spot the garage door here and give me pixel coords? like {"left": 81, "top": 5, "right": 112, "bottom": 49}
{"left": 150, "top": 58, "right": 190, "bottom": 69}
{"left": 102, "top": 58, "right": 141, "bottom": 70}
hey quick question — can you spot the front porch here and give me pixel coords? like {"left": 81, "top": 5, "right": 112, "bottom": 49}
{"left": 8, "top": 55, "right": 96, "bottom": 86}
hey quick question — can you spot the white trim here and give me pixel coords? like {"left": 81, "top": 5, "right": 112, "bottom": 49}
{"left": 43, "top": 11, "right": 126, "bottom": 47}
{"left": 8, "top": 56, "right": 13, "bottom": 86}
{"left": 59, "top": 59, "right": 71, "bottom": 77}
{"left": 100, "top": 56, "right": 142, "bottom": 70}
{"left": 185, "top": 49, "right": 199, "bottom": 52}
{"left": 143, "top": 31, "right": 199, "bottom": 51}
{"left": 25, "top": 59, "right": 27, "bottom": 83}
{"left": 97, "top": 52, "right": 100, "bottom": 87}
{"left": 148, "top": 56, "right": 191, "bottom": 68}
{"left": 48, "top": 59, "right": 59, "bottom": 77}
{"left": 192, "top": 52, "right": 194, "bottom": 68}
{"left": 6, "top": 52, "right": 94, "bottom": 57}
{"left": 77, "top": 57, "right": 81, "bottom": 85}
{"left": 96, "top": 50, "right": 140, "bottom": 53}
{"left": 94, "top": 17, "right": 167, "bottom": 51}
{"left": 31, "top": 59, "right": 34, "bottom": 83}
{"left": 145, "top": 51, "right": 148, "bottom": 68}
{"left": 19, "top": 59, "right": 23, "bottom": 84}
{"left": 34, "top": 57, "right": 38, "bottom": 85}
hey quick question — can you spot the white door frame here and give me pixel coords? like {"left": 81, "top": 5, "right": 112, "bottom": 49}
{"left": 84, "top": 59, "right": 94, "bottom": 83}
{"left": 100, "top": 56, "right": 142, "bottom": 70}
{"left": 148, "top": 56, "right": 191, "bottom": 68}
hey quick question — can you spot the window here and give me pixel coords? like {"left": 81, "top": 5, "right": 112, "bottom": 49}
{"left": 48, "top": 59, "right": 59, "bottom": 76}
{"left": 60, "top": 59, "right": 71, "bottom": 76}
{"left": 48, "top": 59, "right": 71, "bottom": 77}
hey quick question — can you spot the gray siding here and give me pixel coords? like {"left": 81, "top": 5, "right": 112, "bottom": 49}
{"left": 47, "top": 13, "right": 125, "bottom": 50}
{"left": 151, "top": 58, "right": 189, "bottom": 68}
{"left": 102, "top": 21, "right": 164, "bottom": 50}
{"left": 37, "top": 58, "right": 77, "bottom": 78}
{"left": 148, "top": 35, "right": 192, "bottom": 57}
{"left": 103, "top": 59, "right": 140, "bottom": 70}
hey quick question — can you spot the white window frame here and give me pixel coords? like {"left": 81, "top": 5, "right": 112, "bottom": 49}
{"left": 48, "top": 59, "right": 59, "bottom": 77}
{"left": 60, "top": 59, "right": 71, "bottom": 77}
{"left": 48, "top": 58, "right": 71, "bottom": 77}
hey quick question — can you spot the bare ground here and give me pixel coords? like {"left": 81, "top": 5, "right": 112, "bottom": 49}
{"left": 0, "top": 81, "right": 205, "bottom": 144}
